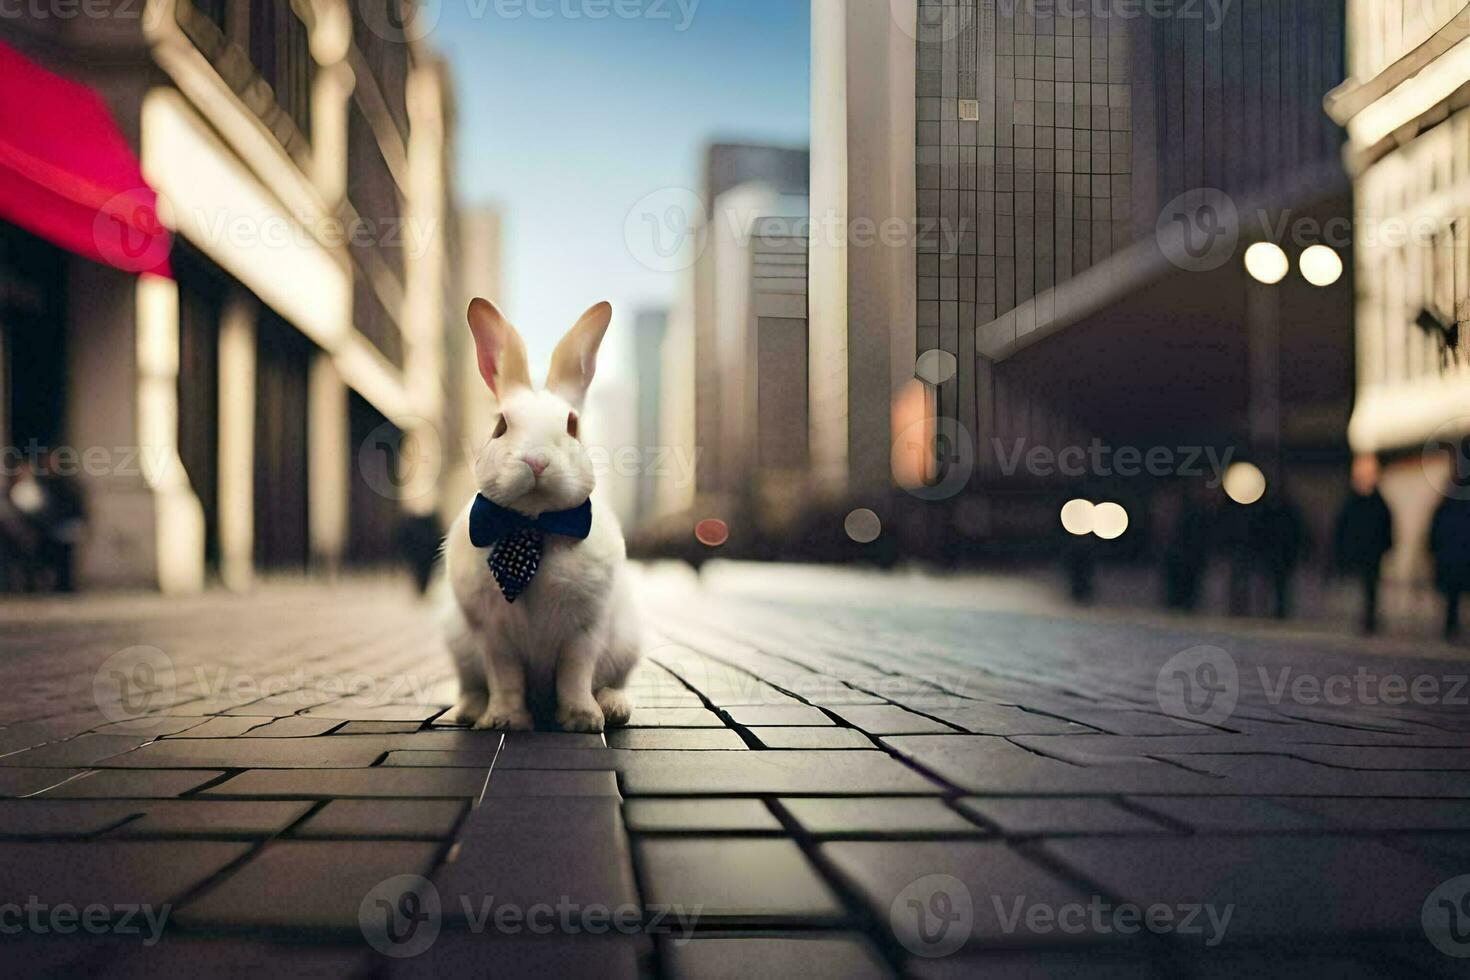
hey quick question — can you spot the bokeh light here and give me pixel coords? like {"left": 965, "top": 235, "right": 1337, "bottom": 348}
{"left": 694, "top": 518, "right": 729, "bottom": 547}
{"left": 1299, "top": 244, "right": 1343, "bottom": 287}
{"left": 1244, "top": 242, "right": 1289, "bottom": 284}
{"left": 1223, "top": 462, "right": 1268, "bottom": 505}
{"left": 844, "top": 508, "right": 882, "bottom": 543}
{"left": 1092, "top": 502, "right": 1129, "bottom": 540}
{"left": 1060, "top": 499, "right": 1095, "bottom": 536}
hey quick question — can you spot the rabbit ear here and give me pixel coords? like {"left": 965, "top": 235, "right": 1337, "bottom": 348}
{"left": 547, "top": 301, "right": 612, "bottom": 408}
{"left": 467, "top": 298, "right": 531, "bottom": 398}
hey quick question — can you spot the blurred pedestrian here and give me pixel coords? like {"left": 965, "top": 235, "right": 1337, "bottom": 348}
{"left": 1163, "top": 482, "right": 1214, "bottom": 612}
{"left": 11, "top": 452, "right": 87, "bottom": 592}
{"left": 1333, "top": 455, "right": 1394, "bottom": 634}
{"left": 1248, "top": 485, "right": 1309, "bottom": 619}
{"left": 1430, "top": 478, "right": 1470, "bottom": 642}
{"left": 397, "top": 511, "right": 443, "bottom": 595}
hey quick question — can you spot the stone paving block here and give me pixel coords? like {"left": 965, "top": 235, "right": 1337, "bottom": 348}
{"left": 334, "top": 721, "right": 424, "bottom": 734}
{"left": 484, "top": 769, "right": 621, "bottom": 798}
{"left": 624, "top": 798, "right": 783, "bottom": 833}
{"left": 501, "top": 732, "right": 607, "bottom": 749}
{"left": 624, "top": 707, "right": 727, "bottom": 728}
{"left": 239, "top": 717, "right": 344, "bottom": 738}
{"left": 200, "top": 767, "right": 490, "bottom": 800}
{"left": 437, "top": 797, "right": 639, "bottom": 921}
{"left": 749, "top": 727, "right": 875, "bottom": 749}
{"left": 1286, "top": 745, "right": 1470, "bottom": 770}
{"left": 1171, "top": 950, "right": 1413, "bottom": 979}
{"left": 821, "top": 840, "right": 1096, "bottom": 950}
{"left": 381, "top": 749, "right": 507, "bottom": 767}
{"left": 777, "top": 797, "right": 985, "bottom": 837}
{"left": 87, "top": 938, "right": 374, "bottom": 979}
{"left": 1160, "top": 753, "right": 1470, "bottom": 797}
{"left": 384, "top": 934, "right": 645, "bottom": 979}
{"left": 99, "top": 737, "right": 388, "bottom": 769}
{"left": 482, "top": 746, "right": 624, "bottom": 770}
{"left": 0, "top": 840, "right": 250, "bottom": 910}
{"left": 0, "top": 734, "right": 150, "bottom": 767}
{"left": 302, "top": 701, "right": 445, "bottom": 722}
{"left": 881, "top": 736, "right": 1219, "bottom": 795}
{"left": 1041, "top": 836, "right": 1450, "bottom": 942}
{"left": 931, "top": 703, "right": 1096, "bottom": 736}
{"left": 221, "top": 693, "right": 336, "bottom": 716}
{"left": 636, "top": 837, "right": 845, "bottom": 925}
{"left": 825, "top": 705, "right": 956, "bottom": 734}
{"left": 110, "top": 800, "right": 313, "bottom": 838}
{"left": 956, "top": 797, "right": 1175, "bottom": 836}
{"left": 177, "top": 840, "right": 441, "bottom": 930}
{"left": 608, "top": 728, "right": 748, "bottom": 749}
{"left": 619, "top": 750, "right": 942, "bottom": 796}
{"left": 725, "top": 705, "right": 835, "bottom": 727}
{"left": 161, "top": 717, "right": 268, "bottom": 738}
{"left": 41, "top": 769, "right": 225, "bottom": 799}
{"left": 293, "top": 799, "right": 466, "bottom": 839}
{"left": 93, "top": 717, "right": 211, "bottom": 737}
{"left": 906, "top": 951, "right": 1169, "bottom": 978}
{"left": 0, "top": 800, "right": 142, "bottom": 837}
{"left": 1282, "top": 797, "right": 1470, "bottom": 831}
{"left": 1123, "top": 797, "right": 1326, "bottom": 833}
{"left": 661, "top": 933, "right": 893, "bottom": 979}
{"left": 0, "top": 767, "right": 88, "bottom": 798}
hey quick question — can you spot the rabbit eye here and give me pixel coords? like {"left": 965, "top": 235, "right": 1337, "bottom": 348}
{"left": 492, "top": 416, "right": 508, "bottom": 439}
{"left": 567, "top": 412, "right": 579, "bottom": 439}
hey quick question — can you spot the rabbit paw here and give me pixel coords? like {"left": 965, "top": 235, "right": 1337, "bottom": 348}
{"left": 595, "top": 688, "right": 633, "bottom": 727}
{"left": 447, "top": 693, "right": 488, "bottom": 726}
{"left": 474, "top": 703, "right": 534, "bottom": 731}
{"left": 556, "top": 700, "right": 606, "bottom": 733}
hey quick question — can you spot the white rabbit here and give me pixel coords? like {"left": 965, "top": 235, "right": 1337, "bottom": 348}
{"left": 440, "top": 298, "right": 641, "bottom": 732}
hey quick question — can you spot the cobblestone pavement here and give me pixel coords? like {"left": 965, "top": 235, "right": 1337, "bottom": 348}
{"left": 2, "top": 577, "right": 1470, "bottom": 977}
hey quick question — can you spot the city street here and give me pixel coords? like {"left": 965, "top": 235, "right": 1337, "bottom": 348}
{"left": 1, "top": 571, "right": 1468, "bottom": 977}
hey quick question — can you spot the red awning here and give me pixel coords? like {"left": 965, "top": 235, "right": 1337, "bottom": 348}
{"left": 0, "top": 41, "right": 170, "bottom": 277}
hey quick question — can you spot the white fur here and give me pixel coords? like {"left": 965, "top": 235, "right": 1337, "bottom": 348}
{"left": 440, "top": 305, "right": 641, "bottom": 732}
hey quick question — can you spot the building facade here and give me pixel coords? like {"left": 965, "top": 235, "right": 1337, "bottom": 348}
{"left": 0, "top": 0, "right": 460, "bottom": 591}
{"left": 1328, "top": 0, "right": 1470, "bottom": 588}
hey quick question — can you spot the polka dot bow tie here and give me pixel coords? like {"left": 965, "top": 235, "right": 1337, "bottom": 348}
{"left": 468, "top": 495, "right": 594, "bottom": 603}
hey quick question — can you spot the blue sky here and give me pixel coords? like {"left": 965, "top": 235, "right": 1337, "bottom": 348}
{"left": 431, "top": 0, "right": 810, "bottom": 377}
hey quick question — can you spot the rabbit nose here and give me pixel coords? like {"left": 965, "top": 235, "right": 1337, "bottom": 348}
{"left": 523, "top": 456, "right": 549, "bottom": 477}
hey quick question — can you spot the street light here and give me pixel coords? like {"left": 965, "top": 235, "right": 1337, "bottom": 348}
{"left": 1060, "top": 499, "right": 1095, "bottom": 536}
{"left": 1092, "top": 502, "right": 1129, "bottom": 540}
{"left": 1244, "top": 242, "right": 1289, "bottom": 284}
{"left": 1299, "top": 244, "right": 1343, "bottom": 287}
{"left": 1223, "top": 462, "right": 1267, "bottom": 505}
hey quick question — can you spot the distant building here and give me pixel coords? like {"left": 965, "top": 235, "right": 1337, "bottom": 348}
{"left": 445, "top": 205, "right": 503, "bottom": 517}
{"left": 630, "top": 308, "right": 668, "bottom": 527}
{"left": 812, "top": 0, "right": 1355, "bottom": 557}
{"left": 1328, "top": 2, "right": 1470, "bottom": 585}
{"left": 0, "top": 2, "right": 459, "bottom": 591}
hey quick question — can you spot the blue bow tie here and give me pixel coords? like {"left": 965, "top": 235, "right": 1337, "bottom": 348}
{"left": 469, "top": 495, "right": 593, "bottom": 547}
{"left": 469, "top": 494, "right": 592, "bottom": 603}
